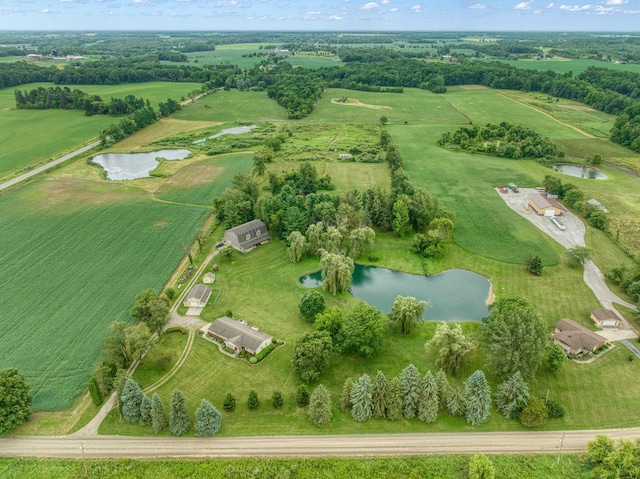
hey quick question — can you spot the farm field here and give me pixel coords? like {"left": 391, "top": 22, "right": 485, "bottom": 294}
{"left": 498, "top": 58, "right": 640, "bottom": 75}
{"left": 0, "top": 178, "right": 209, "bottom": 410}
{"left": 0, "top": 454, "right": 590, "bottom": 479}
{"left": 0, "top": 82, "right": 202, "bottom": 180}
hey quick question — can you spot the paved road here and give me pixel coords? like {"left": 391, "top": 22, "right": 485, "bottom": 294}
{"left": 0, "top": 140, "right": 101, "bottom": 192}
{"left": 2, "top": 429, "right": 640, "bottom": 458}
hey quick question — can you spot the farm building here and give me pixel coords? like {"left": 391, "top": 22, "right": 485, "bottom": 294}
{"left": 223, "top": 219, "right": 270, "bottom": 253}
{"left": 203, "top": 272, "right": 216, "bottom": 284}
{"left": 591, "top": 308, "right": 621, "bottom": 328}
{"left": 528, "top": 194, "right": 567, "bottom": 216}
{"left": 553, "top": 318, "right": 606, "bottom": 356}
{"left": 586, "top": 199, "right": 609, "bottom": 213}
{"left": 183, "top": 284, "right": 212, "bottom": 308}
{"left": 338, "top": 153, "right": 353, "bottom": 160}
{"left": 207, "top": 316, "right": 273, "bottom": 356}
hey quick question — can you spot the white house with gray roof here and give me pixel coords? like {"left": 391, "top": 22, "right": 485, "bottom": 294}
{"left": 223, "top": 219, "right": 270, "bottom": 253}
{"left": 207, "top": 316, "right": 272, "bottom": 356}
{"left": 183, "top": 284, "right": 212, "bottom": 308}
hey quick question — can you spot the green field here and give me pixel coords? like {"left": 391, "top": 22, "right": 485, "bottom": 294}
{"left": 0, "top": 82, "right": 202, "bottom": 180}
{"left": 0, "top": 455, "right": 590, "bottom": 479}
{"left": 0, "top": 179, "right": 209, "bottom": 410}
{"left": 173, "top": 90, "right": 287, "bottom": 123}
{"left": 499, "top": 58, "right": 640, "bottom": 75}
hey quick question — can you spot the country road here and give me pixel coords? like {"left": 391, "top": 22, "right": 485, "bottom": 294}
{"left": 0, "top": 140, "right": 101, "bottom": 192}
{"left": 2, "top": 429, "right": 640, "bottom": 458}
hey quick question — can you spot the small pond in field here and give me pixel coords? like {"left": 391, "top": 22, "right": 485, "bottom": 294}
{"left": 92, "top": 149, "right": 191, "bottom": 180}
{"left": 300, "top": 265, "right": 491, "bottom": 321}
{"left": 193, "top": 125, "right": 257, "bottom": 144}
{"left": 552, "top": 163, "right": 608, "bottom": 180}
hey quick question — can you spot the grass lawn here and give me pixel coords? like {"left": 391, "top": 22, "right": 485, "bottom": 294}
{"left": 0, "top": 82, "right": 203, "bottom": 180}
{"left": 173, "top": 90, "right": 287, "bottom": 123}
{"left": 132, "top": 329, "right": 189, "bottom": 388}
{"left": 323, "top": 162, "right": 391, "bottom": 194}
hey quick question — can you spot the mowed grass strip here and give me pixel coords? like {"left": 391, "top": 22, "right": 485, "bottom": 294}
{"left": 389, "top": 124, "right": 558, "bottom": 265}
{"left": 173, "top": 90, "right": 287, "bottom": 123}
{"left": 155, "top": 153, "right": 254, "bottom": 206}
{"left": 323, "top": 161, "right": 391, "bottom": 193}
{"left": 0, "top": 82, "right": 203, "bottom": 180}
{"left": 0, "top": 179, "right": 209, "bottom": 410}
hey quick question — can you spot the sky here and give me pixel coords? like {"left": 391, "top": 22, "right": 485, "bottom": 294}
{"left": 0, "top": 0, "right": 639, "bottom": 32}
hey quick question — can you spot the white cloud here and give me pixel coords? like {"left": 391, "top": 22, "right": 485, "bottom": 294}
{"left": 389, "top": 7, "right": 397, "bottom": 11}
{"left": 534, "top": 9, "right": 542, "bottom": 13}
{"left": 514, "top": 1, "right": 534, "bottom": 9}
{"left": 411, "top": 4, "right": 421, "bottom": 13}
{"left": 328, "top": 14, "right": 343, "bottom": 19}
{"left": 212, "top": 0, "right": 239, "bottom": 6}
{"left": 559, "top": 4, "right": 592, "bottom": 11}
{"left": 469, "top": 3, "right": 486, "bottom": 8}
{"left": 623, "top": 9, "right": 640, "bottom": 13}
{"left": 306, "top": 11, "right": 321, "bottom": 14}
{"left": 132, "top": 0, "right": 154, "bottom": 5}
{"left": 380, "top": 0, "right": 390, "bottom": 3}
{"left": 361, "top": 2, "right": 379, "bottom": 9}
{"left": 546, "top": 2, "right": 554, "bottom": 7}
{"left": 606, "top": 0, "right": 627, "bottom": 4}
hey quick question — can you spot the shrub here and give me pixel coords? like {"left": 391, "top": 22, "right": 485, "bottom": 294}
{"left": 247, "top": 390, "right": 260, "bottom": 410}
{"left": 165, "top": 327, "right": 187, "bottom": 335}
{"left": 223, "top": 393, "right": 236, "bottom": 412}
{"left": 165, "top": 287, "right": 176, "bottom": 300}
{"left": 296, "top": 385, "right": 310, "bottom": 407}
{"left": 249, "top": 357, "right": 258, "bottom": 364}
{"left": 272, "top": 391, "right": 284, "bottom": 409}
{"left": 519, "top": 396, "right": 549, "bottom": 428}
{"left": 154, "top": 353, "right": 174, "bottom": 370}
{"left": 88, "top": 376, "right": 103, "bottom": 406}
{"left": 545, "top": 399, "right": 565, "bottom": 419}
{"left": 298, "top": 290, "right": 326, "bottom": 322}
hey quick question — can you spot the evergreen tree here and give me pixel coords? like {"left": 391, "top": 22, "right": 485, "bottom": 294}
{"left": 296, "top": 385, "right": 310, "bottom": 407}
{"left": 139, "top": 394, "right": 152, "bottom": 427}
{"left": 446, "top": 387, "right": 466, "bottom": 417}
{"left": 469, "top": 453, "right": 496, "bottom": 479}
{"left": 272, "top": 390, "right": 284, "bottom": 409}
{"left": 340, "top": 377, "right": 355, "bottom": 411}
{"left": 169, "top": 389, "right": 191, "bottom": 436}
{"left": 400, "top": 364, "right": 422, "bottom": 419}
{"left": 307, "top": 384, "right": 332, "bottom": 427}
{"left": 121, "top": 378, "right": 144, "bottom": 423}
{"left": 464, "top": 371, "right": 491, "bottom": 426}
{"left": 417, "top": 371, "right": 439, "bottom": 423}
{"left": 371, "top": 370, "right": 388, "bottom": 419}
{"left": 194, "top": 399, "right": 222, "bottom": 437}
{"left": 526, "top": 255, "right": 543, "bottom": 276}
{"left": 88, "top": 376, "right": 103, "bottom": 406}
{"left": 350, "top": 374, "right": 373, "bottom": 422}
{"left": 151, "top": 393, "right": 169, "bottom": 433}
{"left": 247, "top": 390, "right": 260, "bottom": 410}
{"left": 495, "top": 371, "right": 530, "bottom": 419}
{"left": 386, "top": 376, "right": 404, "bottom": 421}
{"left": 519, "top": 396, "right": 549, "bottom": 428}
{"left": 435, "top": 369, "right": 450, "bottom": 411}
{"left": 223, "top": 393, "right": 236, "bottom": 412}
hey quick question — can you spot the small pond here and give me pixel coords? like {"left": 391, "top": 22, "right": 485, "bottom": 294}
{"left": 552, "top": 163, "right": 608, "bottom": 180}
{"left": 300, "top": 265, "right": 490, "bottom": 321}
{"left": 193, "top": 125, "right": 257, "bottom": 144}
{"left": 92, "top": 149, "right": 191, "bottom": 180}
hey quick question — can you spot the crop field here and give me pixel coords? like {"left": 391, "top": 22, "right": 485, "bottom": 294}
{"left": 499, "top": 58, "right": 640, "bottom": 75}
{"left": 0, "top": 455, "right": 591, "bottom": 479}
{"left": 306, "top": 88, "right": 470, "bottom": 125}
{"left": 0, "top": 82, "right": 203, "bottom": 180}
{"left": 172, "top": 90, "right": 287, "bottom": 123}
{"left": 155, "top": 153, "right": 254, "bottom": 206}
{"left": 0, "top": 179, "right": 209, "bottom": 410}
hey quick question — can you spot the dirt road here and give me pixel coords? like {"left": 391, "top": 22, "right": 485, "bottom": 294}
{"left": 0, "top": 140, "right": 101, "bottom": 192}
{"left": 2, "top": 428, "right": 640, "bottom": 458}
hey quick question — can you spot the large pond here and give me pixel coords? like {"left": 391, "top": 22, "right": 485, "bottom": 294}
{"left": 552, "top": 163, "right": 608, "bottom": 180}
{"left": 193, "top": 125, "right": 257, "bottom": 144}
{"left": 300, "top": 265, "right": 491, "bottom": 321}
{"left": 92, "top": 149, "right": 191, "bottom": 180}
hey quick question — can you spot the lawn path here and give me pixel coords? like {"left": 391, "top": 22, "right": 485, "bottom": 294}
{"left": 494, "top": 91, "right": 595, "bottom": 139}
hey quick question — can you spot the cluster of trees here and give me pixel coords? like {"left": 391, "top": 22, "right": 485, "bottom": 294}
{"left": 611, "top": 101, "right": 640, "bottom": 153}
{"left": 586, "top": 435, "right": 640, "bottom": 479}
{"left": 0, "top": 368, "right": 32, "bottom": 435}
{"left": 98, "top": 98, "right": 180, "bottom": 145}
{"left": 542, "top": 175, "right": 609, "bottom": 231}
{"left": 266, "top": 65, "right": 326, "bottom": 119}
{"left": 120, "top": 378, "right": 221, "bottom": 437}
{"left": 439, "top": 122, "right": 561, "bottom": 160}
{"left": 606, "top": 265, "right": 640, "bottom": 310}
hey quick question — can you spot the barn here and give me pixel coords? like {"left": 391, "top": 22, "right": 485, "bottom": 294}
{"left": 528, "top": 194, "right": 567, "bottom": 216}
{"left": 223, "top": 219, "right": 270, "bottom": 253}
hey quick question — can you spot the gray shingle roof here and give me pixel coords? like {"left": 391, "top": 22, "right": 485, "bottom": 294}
{"left": 554, "top": 318, "right": 605, "bottom": 353}
{"left": 186, "top": 284, "right": 212, "bottom": 303}
{"left": 591, "top": 308, "right": 620, "bottom": 322}
{"left": 225, "top": 219, "right": 270, "bottom": 250}
{"left": 208, "top": 316, "right": 272, "bottom": 352}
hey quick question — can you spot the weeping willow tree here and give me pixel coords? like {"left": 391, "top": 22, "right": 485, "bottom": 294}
{"left": 320, "top": 250, "right": 354, "bottom": 295}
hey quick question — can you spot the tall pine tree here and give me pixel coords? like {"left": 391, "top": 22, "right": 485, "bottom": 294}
{"left": 464, "top": 370, "right": 491, "bottom": 426}
{"left": 194, "top": 399, "right": 222, "bottom": 437}
{"left": 400, "top": 364, "right": 421, "bottom": 419}
{"left": 139, "top": 394, "right": 152, "bottom": 426}
{"left": 386, "top": 376, "right": 404, "bottom": 421}
{"left": 121, "top": 378, "right": 144, "bottom": 423}
{"left": 151, "top": 393, "right": 169, "bottom": 433}
{"left": 371, "top": 370, "right": 388, "bottom": 419}
{"left": 350, "top": 374, "right": 373, "bottom": 422}
{"left": 169, "top": 389, "right": 191, "bottom": 436}
{"left": 417, "top": 371, "right": 439, "bottom": 423}
{"left": 495, "top": 371, "right": 530, "bottom": 419}
{"left": 307, "top": 384, "right": 332, "bottom": 427}
{"left": 435, "top": 369, "right": 450, "bottom": 411}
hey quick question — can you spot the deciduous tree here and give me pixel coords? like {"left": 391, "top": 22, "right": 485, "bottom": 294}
{"left": 389, "top": 295, "right": 428, "bottom": 334}
{"left": 446, "top": 386, "right": 466, "bottom": 417}
{"left": 287, "top": 231, "right": 306, "bottom": 263}
{"left": 568, "top": 245, "right": 592, "bottom": 267}
{"left": 130, "top": 288, "right": 170, "bottom": 335}
{"left": 426, "top": 322, "right": 475, "bottom": 375}
{"left": 547, "top": 344, "right": 566, "bottom": 372}
{"left": 298, "top": 290, "right": 326, "bottom": 322}
{"left": 320, "top": 251, "right": 354, "bottom": 295}
{"left": 0, "top": 368, "right": 32, "bottom": 435}
{"left": 307, "top": 384, "right": 332, "bottom": 427}
{"left": 526, "top": 255, "right": 543, "bottom": 276}
{"left": 469, "top": 453, "right": 496, "bottom": 479}
{"left": 290, "top": 330, "right": 333, "bottom": 383}
{"left": 314, "top": 307, "right": 344, "bottom": 344}
{"left": 341, "top": 303, "right": 387, "bottom": 358}
{"left": 519, "top": 396, "right": 549, "bottom": 428}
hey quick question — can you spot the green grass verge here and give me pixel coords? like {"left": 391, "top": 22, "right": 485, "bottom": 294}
{"left": 0, "top": 455, "right": 590, "bottom": 479}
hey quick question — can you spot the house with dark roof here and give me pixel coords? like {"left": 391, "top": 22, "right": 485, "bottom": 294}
{"left": 183, "top": 284, "right": 212, "bottom": 308}
{"left": 223, "top": 219, "right": 270, "bottom": 253}
{"left": 528, "top": 194, "right": 567, "bottom": 216}
{"left": 553, "top": 318, "right": 606, "bottom": 356}
{"left": 591, "top": 308, "right": 621, "bottom": 328}
{"left": 207, "top": 316, "right": 272, "bottom": 356}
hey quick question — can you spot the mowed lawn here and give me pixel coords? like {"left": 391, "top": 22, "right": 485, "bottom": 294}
{"left": 0, "top": 179, "right": 209, "bottom": 410}
{"left": 306, "top": 88, "right": 470, "bottom": 125}
{"left": 173, "top": 90, "right": 287, "bottom": 123}
{"left": 0, "top": 82, "right": 203, "bottom": 180}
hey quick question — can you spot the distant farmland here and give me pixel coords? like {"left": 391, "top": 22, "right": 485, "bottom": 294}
{"left": 0, "top": 179, "right": 209, "bottom": 410}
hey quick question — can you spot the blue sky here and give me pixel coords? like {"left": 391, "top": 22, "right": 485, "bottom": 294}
{"left": 0, "top": 0, "right": 639, "bottom": 31}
